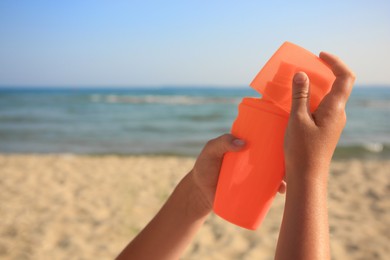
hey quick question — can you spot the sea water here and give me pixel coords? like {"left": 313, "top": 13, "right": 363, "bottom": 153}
{"left": 0, "top": 86, "right": 389, "bottom": 158}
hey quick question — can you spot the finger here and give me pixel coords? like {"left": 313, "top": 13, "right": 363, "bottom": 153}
{"left": 290, "top": 72, "right": 311, "bottom": 117}
{"left": 201, "top": 134, "right": 245, "bottom": 160}
{"left": 319, "top": 52, "right": 356, "bottom": 107}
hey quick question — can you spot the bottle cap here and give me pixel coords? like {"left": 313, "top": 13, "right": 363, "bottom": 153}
{"left": 250, "top": 42, "right": 335, "bottom": 113}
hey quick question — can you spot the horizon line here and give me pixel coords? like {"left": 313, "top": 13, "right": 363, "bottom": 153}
{"left": 0, "top": 84, "right": 389, "bottom": 89}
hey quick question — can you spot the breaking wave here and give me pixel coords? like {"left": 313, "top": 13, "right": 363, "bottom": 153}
{"left": 90, "top": 94, "right": 240, "bottom": 105}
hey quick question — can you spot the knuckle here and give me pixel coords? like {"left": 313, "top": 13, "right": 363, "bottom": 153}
{"left": 220, "top": 133, "right": 232, "bottom": 147}
{"left": 220, "top": 133, "right": 232, "bottom": 141}
{"left": 212, "top": 134, "right": 229, "bottom": 147}
{"left": 292, "top": 90, "right": 309, "bottom": 100}
{"left": 334, "top": 100, "right": 345, "bottom": 112}
{"left": 204, "top": 134, "right": 231, "bottom": 155}
{"left": 330, "top": 103, "right": 346, "bottom": 118}
{"left": 339, "top": 70, "right": 356, "bottom": 83}
{"left": 205, "top": 139, "right": 216, "bottom": 149}
{"left": 329, "top": 101, "right": 347, "bottom": 124}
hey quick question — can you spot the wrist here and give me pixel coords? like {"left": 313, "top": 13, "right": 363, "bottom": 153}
{"left": 285, "top": 167, "right": 329, "bottom": 190}
{"left": 177, "top": 173, "right": 213, "bottom": 217}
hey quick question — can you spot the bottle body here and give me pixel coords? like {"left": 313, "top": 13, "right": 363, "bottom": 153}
{"left": 213, "top": 97, "right": 288, "bottom": 230}
{"left": 213, "top": 42, "right": 335, "bottom": 230}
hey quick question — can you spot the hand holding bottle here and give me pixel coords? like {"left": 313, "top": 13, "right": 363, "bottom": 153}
{"left": 276, "top": 51, "right": 355, "bottom": 260}
{"left": 284, "top": 52, "right": 356, "bottom": 182}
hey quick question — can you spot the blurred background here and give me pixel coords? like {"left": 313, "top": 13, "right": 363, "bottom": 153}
{"left": 0, "top": 1, "right": 389, "bottom": 259}
{"left": 0, "top": 0, "right": 389, "bottom": 157}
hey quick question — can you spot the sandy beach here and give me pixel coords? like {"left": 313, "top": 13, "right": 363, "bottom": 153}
{"left": 0, "top": 154, "right": 389, "bottom": 259}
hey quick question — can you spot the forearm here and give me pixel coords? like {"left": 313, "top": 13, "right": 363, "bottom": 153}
{"left": 275, "top": 170, "right": 330, "bottom": 260}
{"left": 117, "top": 172, "right": 211, "bottom": 260}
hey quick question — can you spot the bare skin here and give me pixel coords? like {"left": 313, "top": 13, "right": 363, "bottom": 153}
{"left": 275, "top": 51, "right": 355, "bottom": 260}
{"left": 117, "top": 51, "right": 355, "bottom": 260}
{"left": 116, "top": 135, "right": 285, "bottom": 260}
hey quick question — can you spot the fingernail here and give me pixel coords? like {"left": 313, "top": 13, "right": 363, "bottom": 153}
{"left": 232, "top": 139, "right": 245, "bottom": 147}
{"left": 293, "top": 72, "right": 307, "bottom": 84}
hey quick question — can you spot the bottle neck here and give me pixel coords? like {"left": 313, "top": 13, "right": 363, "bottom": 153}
{"left": 261, "top": 81, "right": 291, "bottom": 114}
{"left": 241, "top": 97, "right": 289, "bottom": 118}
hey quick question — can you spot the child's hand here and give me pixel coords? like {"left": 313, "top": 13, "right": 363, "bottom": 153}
{"left": 284, "top": 52, "right": 356, "bottom": 183}
{"left": 276, "top": 52, "right": 355, "bottom": 260}
{"left": 190, "top": 134, "right": 287, "bottom": 212}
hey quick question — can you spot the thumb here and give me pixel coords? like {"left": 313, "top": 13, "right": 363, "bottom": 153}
{"left": 201, "top": 134, "right": 245, "bottom": 160}
{"left": 290, "top": 72, "right": 310, "bottom": 116}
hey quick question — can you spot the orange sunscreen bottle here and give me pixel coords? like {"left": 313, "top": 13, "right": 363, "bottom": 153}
{"left": 213, "top": 42, "right": 336, "bottom": 230}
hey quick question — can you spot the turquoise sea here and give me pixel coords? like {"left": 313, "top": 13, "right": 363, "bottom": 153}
{"left": 0, "top": 86, "right": 389, "bottom": 158}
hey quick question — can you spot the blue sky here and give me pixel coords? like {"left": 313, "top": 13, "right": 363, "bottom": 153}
{"left": 0, "top": 0, "right": 389, "bottom": 87}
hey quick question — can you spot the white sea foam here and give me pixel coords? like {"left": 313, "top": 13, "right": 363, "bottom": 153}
{"left": 90, "top": 94, "right": 239, "bottom": 105}
{"left": 363, "top": 142, "right": 384, "bottom": 153}
{"left": 2, "top": 87, "right": 389, "bottom": 156}
{"left": 354, "top": 100, "right": 390, "bottom": 109}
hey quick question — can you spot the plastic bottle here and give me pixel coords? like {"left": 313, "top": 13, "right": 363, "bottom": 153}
{"left": 213, "top": 42, "right": 336, "bottom": 230}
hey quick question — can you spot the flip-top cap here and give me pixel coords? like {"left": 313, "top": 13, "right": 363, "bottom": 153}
{"left": 250, "top": 42, "right": 336, "bottom": 113}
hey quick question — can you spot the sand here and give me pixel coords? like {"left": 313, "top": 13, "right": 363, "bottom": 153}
{"left": 0, "top": 154, "right": 389, "bottom": 260}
